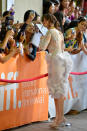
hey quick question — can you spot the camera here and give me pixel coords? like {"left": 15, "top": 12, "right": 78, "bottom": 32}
{"left": 17, "top": 23, "right": 28, "bottom": 42}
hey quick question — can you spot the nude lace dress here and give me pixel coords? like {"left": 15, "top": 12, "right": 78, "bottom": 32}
{"left": 39, "top": 28, "right": 73, "bottom": 98}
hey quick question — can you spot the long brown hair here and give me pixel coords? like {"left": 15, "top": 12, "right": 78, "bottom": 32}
{"left": 42, "top": 13, "right": 61, "bottom": 31}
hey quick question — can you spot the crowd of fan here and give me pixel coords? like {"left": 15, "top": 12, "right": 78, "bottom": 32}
{"left": 0, "top": 0, "right": 87, "bottom": 64}
{"left": 44, "top": 0, "right": 87, "bottom": 54}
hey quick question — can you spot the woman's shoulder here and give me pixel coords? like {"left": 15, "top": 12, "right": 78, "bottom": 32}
{"left": 49, "top": 28, "right": 64, "bottom": 41}
{"left": 49, "top": 28, "right": 60, "bottom": 33}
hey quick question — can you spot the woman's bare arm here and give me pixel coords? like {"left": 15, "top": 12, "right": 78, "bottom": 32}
{"left": 81, "top": 42, "right": 87, "bottom": 55}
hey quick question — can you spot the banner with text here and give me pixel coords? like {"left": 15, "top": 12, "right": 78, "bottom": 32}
{"left": 0, "top": 52, "right": 48, "bottom": 130}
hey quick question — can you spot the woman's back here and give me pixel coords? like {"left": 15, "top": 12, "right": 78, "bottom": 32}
{"left": 47, "top": 28, "right": 64, "bottom": 54}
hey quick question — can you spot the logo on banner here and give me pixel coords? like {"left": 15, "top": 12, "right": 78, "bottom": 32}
{"left": 0, "top": 72, "right": 48, "bottom": 111}
{"left": 0, "top": 72, "right": 19, "bottom": 111}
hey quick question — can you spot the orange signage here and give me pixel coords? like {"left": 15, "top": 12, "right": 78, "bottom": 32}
{"left": 0, "top": 52, "right": 48, "bottom": 130}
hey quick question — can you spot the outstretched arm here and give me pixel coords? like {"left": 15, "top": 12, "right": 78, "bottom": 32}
{"left": 81, "top": 42, "right": 87, "bottom": 55}
{"left": 0, "top": 30, "right": 14, "bottom": 49}
{"left": 39, "top": 31, "right": 51, "bottom": 51}
{"left": 64, "top": 48, "right": 82, "bottom": 54}
{"left": 0, "top": 47, "right": 18, "bottom": 64}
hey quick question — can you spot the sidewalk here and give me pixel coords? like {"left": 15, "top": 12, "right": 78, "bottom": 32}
{"left": 7, "top": 110, "right": 87, "bottom": 131}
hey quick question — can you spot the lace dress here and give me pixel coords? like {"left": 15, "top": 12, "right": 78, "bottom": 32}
{"left": 39, "top": 28, "right": 73, "bottom": 98}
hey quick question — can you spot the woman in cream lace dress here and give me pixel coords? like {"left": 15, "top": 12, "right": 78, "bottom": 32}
{"left": 39, "top": 13, "right": 73, "bottom": 129}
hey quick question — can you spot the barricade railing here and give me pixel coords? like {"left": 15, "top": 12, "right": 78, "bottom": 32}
{"left": 0, "top": 71, "right": 87, "bottom": 83}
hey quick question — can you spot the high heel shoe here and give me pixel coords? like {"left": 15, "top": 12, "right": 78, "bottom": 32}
{"left": 59, "top": 117, "right": 66, "bottom": 127}
{"left": 59, "top": 117, "right": 72, "bottom": 127}
{"left": 49, "top": 119, "right": 64, "bottom": 129}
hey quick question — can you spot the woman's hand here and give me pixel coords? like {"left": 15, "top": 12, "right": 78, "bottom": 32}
{"left": 10, "top": 47, "right": 20, "bottom": 56}
{"left": 81, "top": 42, "right": 87, "bottom": 55}
{"left": 5, "top": 30, "right": 14, "bottom": 40}
{"left": 13, "top": 23, "right": 21, "bottom": 30}
{"left": 8, "top": 37, "right": 16, "bottom": 47}
{"left": 19, "top": 32, "right": 25, "bottom": 43}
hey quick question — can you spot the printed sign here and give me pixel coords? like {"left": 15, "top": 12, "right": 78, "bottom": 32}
{"left": 0, "top": 52, "right": 48, "bottom": 130}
